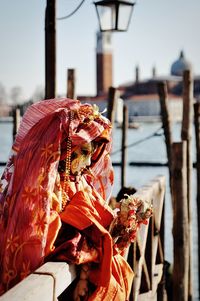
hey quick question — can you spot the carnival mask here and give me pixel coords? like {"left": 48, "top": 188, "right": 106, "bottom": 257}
{"left": 71, "top": 143, "right": 94, "bottom": 175}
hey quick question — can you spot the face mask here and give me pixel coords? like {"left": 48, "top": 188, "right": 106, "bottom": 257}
{"left": 71, "top": 143, "right": 93, "bottom": 175}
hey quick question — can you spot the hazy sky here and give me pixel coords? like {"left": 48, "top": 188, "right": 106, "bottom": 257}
{"left": 0, "top": 0, "right": 200, "bottom": 101}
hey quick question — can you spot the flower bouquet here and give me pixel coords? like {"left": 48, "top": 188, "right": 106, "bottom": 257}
{"left": 109, "top": 195, "right": 153, "bottom": 252}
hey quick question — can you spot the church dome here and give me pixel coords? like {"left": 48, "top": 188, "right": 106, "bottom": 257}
{"left": 170, "top": 51, "right": 192, "bottom": 76}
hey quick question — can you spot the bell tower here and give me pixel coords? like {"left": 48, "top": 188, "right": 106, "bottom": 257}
{"left": 96, "top": 31, "right": 113, "bottom": 96}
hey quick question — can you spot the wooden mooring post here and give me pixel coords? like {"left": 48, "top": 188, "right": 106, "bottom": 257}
{"left": 194, "top": 102, "right": 200, "bottom": 299}
{"left": 172, "top": 142, "right": 189, "bottom": 301}
{"left": 67, "top": 68, "right": 76, "bottom": 99}
{"left": 107, "top": 86, "right": 119, "bottom": 127}
{"left": 157, "top": 81, "right": 173, "bottom": 194}
{"left": 121, "top": 104, "right": 128, "bottom": 188}
{"left": 181, "top": 69, "right": 193, "bottom": 301}
{"left": 12, "top": 107, "right": 20, "bottom": 141}
{"left": 106, "top": 87, "right": 128, "bottom": 189}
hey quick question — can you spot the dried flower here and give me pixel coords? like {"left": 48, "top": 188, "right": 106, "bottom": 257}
{"left": 109, "top": 195, "right": 153, "bottom": 252}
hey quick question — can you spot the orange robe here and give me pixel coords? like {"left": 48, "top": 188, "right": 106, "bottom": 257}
{"left": 47, "top": 187, "right": 134, "bottom": 300}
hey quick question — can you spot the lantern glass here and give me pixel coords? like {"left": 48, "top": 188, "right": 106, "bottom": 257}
{"left": 118, "top": 3, "right": 133, "bottom": 31}
{"left": 96, "top": 6, "right": 114, "bottom": 31}
{"left": 94, "top": 0, "right": 134, "bottom": 32}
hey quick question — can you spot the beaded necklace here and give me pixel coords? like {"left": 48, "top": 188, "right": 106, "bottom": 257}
{"left": 61, "top": 111, "right": 73, "bottom": 211}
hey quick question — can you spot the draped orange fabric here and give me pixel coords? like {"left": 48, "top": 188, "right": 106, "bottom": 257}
{"left": 60, "top": 190, "right": 134, "bottom": 300}
{"left": 0, "top": 98, "right": 133, "bottom": 299}
{"left": 60, "top": 190, "right": 113, "bottom": 287}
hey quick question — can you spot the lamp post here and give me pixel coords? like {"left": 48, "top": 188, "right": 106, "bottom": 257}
{"left": 45, "top": 0, "right": 135, "bottom": 99}
{"left": 45, "top": 0, "right": 56, "bottom": 99}
{"left": 94, "top": 0, "right": 135, "bottom": 32}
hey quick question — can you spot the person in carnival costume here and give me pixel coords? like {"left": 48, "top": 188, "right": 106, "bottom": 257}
{"left": 0, "top": 98, "right": 135, "bottom": 300}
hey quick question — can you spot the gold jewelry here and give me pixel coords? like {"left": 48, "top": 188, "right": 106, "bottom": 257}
{"left": 61, "top": 111, "right": 73, "bottom": 211}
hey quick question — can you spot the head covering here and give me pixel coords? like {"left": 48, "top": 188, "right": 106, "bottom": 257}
{"left": 0, "top": 98, "right": 114, "bottom": 294}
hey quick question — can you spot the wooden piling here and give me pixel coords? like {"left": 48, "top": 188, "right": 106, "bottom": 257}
{"left": 67, "top": 69, "right": 76, "bottom": 99}
{"left": 172, "top": 142, "right": 189, "bottom": 301}
{"left": 157, "top": 81, "right": 173, "bottom": 194}
{"left": 107, "top": 87, "right": 119, "bottom": 126}
{"left": 121, "top": 104, "right": 128, "bottom": 188}
{"left": 181, "top": 69, "right": 193, "bottom": 301}
{"left": 194, "top": 102, "right": 200, "bottom": 298}
{"left": 12, "top": 107, "right": 20, "bottom": 141}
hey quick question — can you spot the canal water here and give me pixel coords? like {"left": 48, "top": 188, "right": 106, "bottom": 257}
{"left": 0, "top": 120, "right": 199, "bottom": 299}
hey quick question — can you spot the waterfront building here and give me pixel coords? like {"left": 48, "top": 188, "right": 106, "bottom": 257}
{"left": 79, "top": 32, "right": 200, "bottom": 122}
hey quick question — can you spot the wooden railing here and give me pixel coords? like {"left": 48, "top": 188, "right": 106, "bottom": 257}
{"left": 128, "top": 175, "right": 166, "bottom": 301}
{"left": 0, "top": 263, "right": 76, "bottom": 301}
{"left": 0, "top": 176, "right": 166, "bottom": 301}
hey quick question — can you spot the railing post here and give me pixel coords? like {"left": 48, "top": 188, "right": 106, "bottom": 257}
{"left": 157, "top": 193, "right": 167, "bottom": 301}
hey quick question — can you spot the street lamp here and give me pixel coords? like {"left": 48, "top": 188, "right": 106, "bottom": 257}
{"left": 94, "top": 0, "right": 135, "bottom": 32}
{"left": 45, "top": 0, "right": 135, "bottom": 99}
{"left": 45, "top": 0, "right": 56, "bottom": 99}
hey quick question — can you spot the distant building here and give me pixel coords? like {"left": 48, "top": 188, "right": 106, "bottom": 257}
{"left": 171, "top": 50, "right": 192, "bottom": 76}
{"left": 96, "top": 31, "right": 113, "bottom": 96}
{"left": 79, "top": 33, "right": 200, "bottom": 122}
{"left": 117, "top": 51, "right": 200, "bottom": 121}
